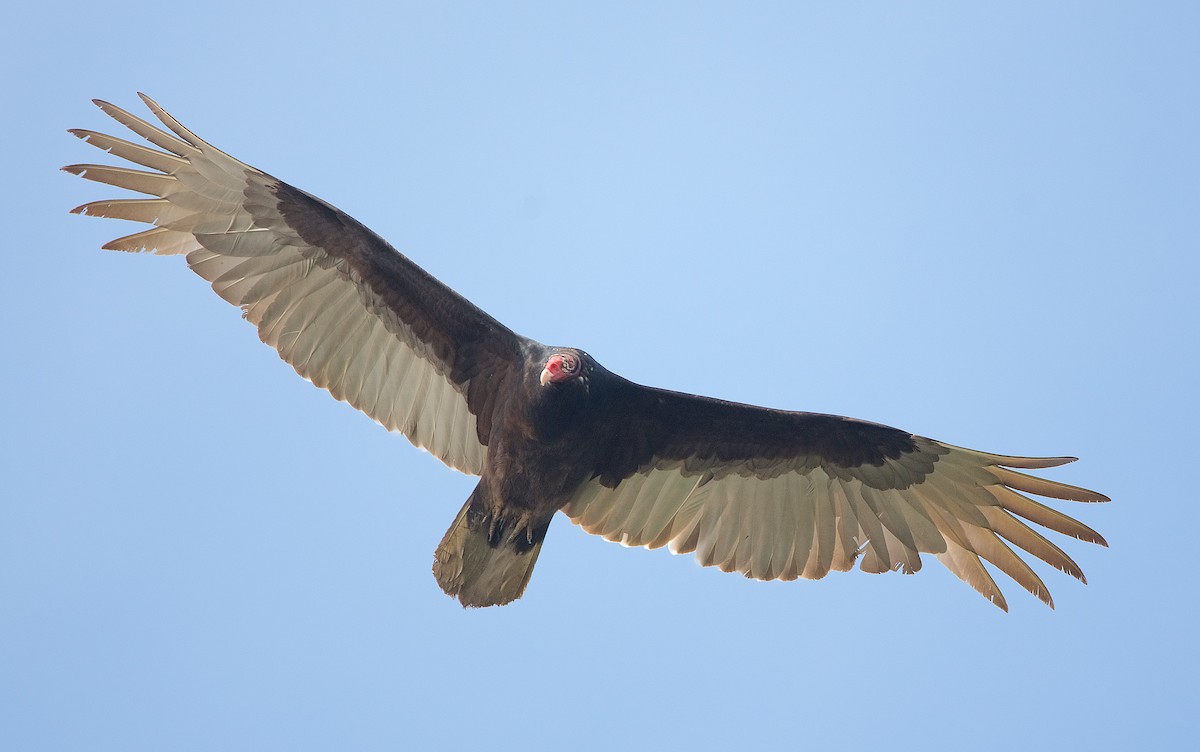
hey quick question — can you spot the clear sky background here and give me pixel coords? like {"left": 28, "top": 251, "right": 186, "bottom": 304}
{"left": 3, "top": 3, "right": 1197, "bottom": 750}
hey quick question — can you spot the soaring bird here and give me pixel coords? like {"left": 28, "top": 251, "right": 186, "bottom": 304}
{"left": 65, "top": 94, "right": 1108, "bottom": 611}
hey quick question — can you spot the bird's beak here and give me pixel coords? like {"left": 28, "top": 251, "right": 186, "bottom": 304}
{"left": 540, "top": 354, "right": 564, "bottom": 386}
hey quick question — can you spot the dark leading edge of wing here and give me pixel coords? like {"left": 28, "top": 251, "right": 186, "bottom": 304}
{"left": 592, "top": 382, "right": 924, "bottom": 486}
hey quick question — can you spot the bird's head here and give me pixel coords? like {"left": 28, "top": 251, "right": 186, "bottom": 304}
{"left": 540, "top": 351, "right": 582, "bottom": 387}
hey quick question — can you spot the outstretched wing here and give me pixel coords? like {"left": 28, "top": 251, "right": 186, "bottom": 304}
{"left": 65, "top": 94, "right": 529, "bottom": 475}
{"left": 564, "top": 384, "right": 1108, "bottom": 610}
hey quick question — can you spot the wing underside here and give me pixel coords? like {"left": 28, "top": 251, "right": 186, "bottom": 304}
{"left": 66, "top": 95, "right": 530, "bottom": 474}
{"left": 566, "top": 386, "right": 1107, "bottom": 611}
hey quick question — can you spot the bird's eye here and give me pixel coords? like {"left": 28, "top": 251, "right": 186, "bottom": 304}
{"left": 561, "top": 355, "right": 576, "bottom": 372}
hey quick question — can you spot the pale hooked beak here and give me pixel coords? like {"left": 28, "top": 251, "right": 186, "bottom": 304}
{"left": 540, "top": 354, "right": 564, "bottom": 386}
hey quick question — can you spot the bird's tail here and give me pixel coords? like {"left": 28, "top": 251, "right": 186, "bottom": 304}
{"left": 432, "top": 489, "right": 545, "bottom": 608}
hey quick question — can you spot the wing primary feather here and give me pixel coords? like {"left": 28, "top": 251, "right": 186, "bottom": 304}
{"left": 935, "top": 541, "right": 1009, "bottom": 612}
{"left": 967, "top": 448, "right": 1078, "bottom": 469}
{"left": 138, "top": 92, "right": 208, "bottom": 149}
{"left": 989, "top": 486, "right": 1109, "bottom": 546}
{"left": 979, "top": 506, "right": 1087, "bottom": 583}
{"left": 91, "top": 98, "right": 197, "bottom": 157}
{"left": 961, "top": 526, "right": 1053, "bottom": 608}
{"left": 70, "top": 198, "right": 195, "bottom": 226}
{"left": 988, "top": 466, "right": 1111, "bottom": 503}
{"left": 102, "top": 226, "right": 199, "bottom": 255}
{"left": 920, "top": 500, "right": 975, "bottom": 554}
{"left": 67, "top": 129, "right": 187, "bottom": 172}
{"left": 62, "top": 164, "right": 177, "bottom": 196}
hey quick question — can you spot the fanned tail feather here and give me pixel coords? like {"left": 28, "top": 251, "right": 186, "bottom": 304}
{"left": 433, "top": 491, "right": 544, "bottom": 608}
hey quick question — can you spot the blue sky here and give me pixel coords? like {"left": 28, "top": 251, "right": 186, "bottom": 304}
{"left": 3, "top": 2, "right": 1197, "bottom": 750}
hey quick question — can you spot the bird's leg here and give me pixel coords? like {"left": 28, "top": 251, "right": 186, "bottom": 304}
{"left": 480, "top": 505, "right": 548, "bottom": 553}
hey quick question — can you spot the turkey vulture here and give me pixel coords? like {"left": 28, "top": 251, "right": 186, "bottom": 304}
{"left": 65, "top": 94, "right": 1108, "bottom": 611}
